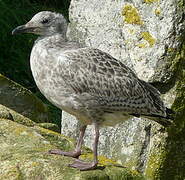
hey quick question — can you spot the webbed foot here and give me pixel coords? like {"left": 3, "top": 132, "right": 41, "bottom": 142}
{"left": 48, "top": 149, "right": 81, "bottom": 158}
{"left": 69, "top": 159, "right": 97, "bottom": 171}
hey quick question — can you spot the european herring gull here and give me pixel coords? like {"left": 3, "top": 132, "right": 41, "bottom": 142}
{"left": 12, "top": 11, "right": 174, "bottom": 170}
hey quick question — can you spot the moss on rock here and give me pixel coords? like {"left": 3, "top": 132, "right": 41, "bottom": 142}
{"left": 0, "top": 104, "right": 35, "bottom": 127}
{"left": 0, "top": 118, "right": 144, "bottom": 180}
{"left": 0, "top": 74, "right": 58, "bottom": 123}
{"left": 144, "top": 125, "right": 168, "bottom": 179}
{"left": 159, "top": 42, "right": 185, "bottom": 179}
{"left": 147, "top": 23, "right": 185, "bottom": 179}
{"left": 37, "top": 123, "right": 60, "bottom": 132}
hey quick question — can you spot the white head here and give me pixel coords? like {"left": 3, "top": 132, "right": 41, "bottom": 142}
{"left": 12, "top": 11, "right": 67, "bottom": 37}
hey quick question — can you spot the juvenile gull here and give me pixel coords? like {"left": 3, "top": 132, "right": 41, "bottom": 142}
{"left": 12, "top": 11, "right": 174, "bottom": 170}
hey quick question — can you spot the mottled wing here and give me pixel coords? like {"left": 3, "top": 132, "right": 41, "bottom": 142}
{"left": 61, "top": 48, "right": 165, "bottom": 116}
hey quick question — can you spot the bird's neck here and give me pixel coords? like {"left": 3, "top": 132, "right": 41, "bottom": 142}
{"left": 35, "top": 33, "right": 68, "bottom": 45}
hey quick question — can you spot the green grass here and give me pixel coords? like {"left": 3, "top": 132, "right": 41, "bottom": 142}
{"left": 0, "top": 0, "right": 71, "bottom": 128}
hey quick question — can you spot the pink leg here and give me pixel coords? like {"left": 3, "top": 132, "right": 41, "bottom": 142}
{"left": 48, "top": 125, "right": 87, "bottom": 158}
{"left": 69, "top": 123, "right": 100, "bottom": 170}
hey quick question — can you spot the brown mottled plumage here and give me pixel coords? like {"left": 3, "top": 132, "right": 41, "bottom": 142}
{"left": 12, "top": 11, "right": 174, "bottom": 171}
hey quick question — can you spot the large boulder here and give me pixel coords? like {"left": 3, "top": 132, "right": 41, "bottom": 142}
{"left": 62, "top": 0, "right": 185, "bottom": 179}
{"left": 0, "top": 117, "right": 144, "bottom": 180}
{"left": 0, "top": 74, "right": 54, "bottom": 123}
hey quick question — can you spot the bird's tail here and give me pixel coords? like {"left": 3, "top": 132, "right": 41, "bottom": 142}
{"left": 143, "top": 108, "right": 175, "bottom": 127}
{"left": 165, "top": 107, "right": 175, "bottom": 120}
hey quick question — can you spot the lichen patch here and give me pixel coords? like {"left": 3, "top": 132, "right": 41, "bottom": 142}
{"left": 155, "top": 8, "right": 161, "bottom": 16}
{"left": 137, "top": 43, "right": 148, "bottom": 48}
{"left": 141, "top": 32, "right": 156, "bottom": 47}
{"left": 122, "top": 4, "right": 143, "bottom": 25}
{"left": 144, "top": 0, "right": 159, "bottom": 3}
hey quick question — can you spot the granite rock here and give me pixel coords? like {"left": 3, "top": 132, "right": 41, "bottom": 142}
{"left": 0, "top": 117, "right": 144, "bottom": 180}
{"left": 0, "top": 74, "right": 53, "bottom": 123}
{"left": 62, "top": 0, "right": 185, "bottom": 178}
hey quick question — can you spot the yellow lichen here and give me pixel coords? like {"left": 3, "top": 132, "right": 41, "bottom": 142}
{"left": 141, "top": 32, "right": 156, "bottom": 47}
{"left": 137, "top": 43, "right": 147, "bottom": 48}
{"left": 167, "top": 48, "right": 175, "bottom": 52}
{"left": 80, "top": 153, "right": 123, "bottom": 167}
{"left": 128, "top": 29, "right": 135, "bottom": 34}
{"left": 0, "top": 74, "right": 5, "bottom": 78}
{"left": 14, "top": 126, "right": 27, "bottom": 135}
{"left": 122, "top": 4, "right": 143, "bottom": 25}
{"left": 155, "top": 8, "right": 161, "bottom": 16}
{"left": 124, "top": 39, "right": 132, "bottom": 45}
{"left": 144, "top": 0, "right": 159, "bottom": 3}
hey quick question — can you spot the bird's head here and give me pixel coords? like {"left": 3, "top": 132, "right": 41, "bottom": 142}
{"left": 12, "top": 11, "right": 67, "bottom": 37}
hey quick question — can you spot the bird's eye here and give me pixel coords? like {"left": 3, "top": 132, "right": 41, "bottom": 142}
{"left": 41, "top": 19, "right": 49, "bottom": 24}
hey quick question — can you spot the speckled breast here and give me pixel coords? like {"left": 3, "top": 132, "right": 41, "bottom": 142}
{"left": 30, "top": 41, "right": 71, "bottom": 109}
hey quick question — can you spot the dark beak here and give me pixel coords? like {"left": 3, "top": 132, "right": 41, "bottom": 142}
{"left": 12, "top": 25, "right": 34, "bottom": 35}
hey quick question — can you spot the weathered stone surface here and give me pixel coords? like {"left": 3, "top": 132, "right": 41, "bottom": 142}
{"left": 0, "top": 74, "right": 53, "bottom": 123}
{"left": 0, "top": 118, "right": 143, "bottom": 180}
{"left": 37, "top": 123, "right": 60, "bottom": 133}
{"left": 67, "top": 0, "right": 182, "bottom": 82}
{"left": 0, "top": 104, "right": 36, "bottom": 127}
{"left": 0, "top": 104, "right": 63, "bottom": 135}
{"left": 62, "top": 0, "right": 185, "bottom": 179}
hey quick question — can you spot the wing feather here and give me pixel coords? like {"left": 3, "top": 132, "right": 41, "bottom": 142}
{"left": 60, "top": 48, "right": 165, "bottom": 116}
